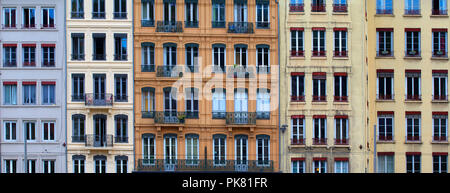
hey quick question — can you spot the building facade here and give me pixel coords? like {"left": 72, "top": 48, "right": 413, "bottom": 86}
{"left": 66, "top": 0, "right": 134, "bottom": 173}
{"left": 133, "top": 0, "right": 279, "bottom": 172}
{"left": 368, "top": 0, "right": 450, "bottom": 173}
{"left": 0, "top": 0, "right": 66, "bottom": 173}
{"left": 280, "top": 0, "right": 368, "bottom": 173}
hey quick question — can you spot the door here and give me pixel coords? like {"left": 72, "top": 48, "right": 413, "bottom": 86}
{"left": 234, "top": 90, "right": 248, "bottom": 124}
{"left": 94, "top": 115, "right": 107, "bottom": 147}
{"left": 235, "top": 136, "right": 248, "bottom": 171}
{"left": 164, "top": 89, "right": 177, "bottom": 122}
{"left": 164, "top": 135, "right": 177, "bottom": 171}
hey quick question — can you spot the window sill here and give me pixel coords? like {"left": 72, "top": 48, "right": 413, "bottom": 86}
{"left": 405, "top": 141, "right": 422, "bottom": 144}
{"left": 310, "top": 12, "right": 327, "bottom": 15}
{"left": 332, "top": 12, "right": 349, "bottom": 15}
{"left": 430, "top": 15, "right": 449, "bottom": 18}
{"left": 431, "top": 57, "right": 449, "bottom": 60}
{"left": 311, "top": 56, "right": 327, "bottom": 60}
{"left": 333, "top": 101, "right": 349, "bottom": 104}
{"left": 377, "top": 140, "right": 395, "bottom": 144}
{"left": 403, "top": 14, "right": 422, "bottom": 17}
{"left": 290, "top": 56, "right": 305, "bottom": 60}
{"left": 431, "top": 141, "right": 449, "bottom": 144}
{"left": 404, "top": 56, "right": 422, "bottom": 60}
{"left": 289, "top": 12, "right": 305, "bottom": 15}
{"left": 333, "top": 56, "right": 349, "bottom": 60}
{"left": 311, "top": 101, "right": 327, "bottom": 104}
{"left": 375, "top": 56, "right": 395, "bottom": 59}
{"left": 290, "top": 101, "right": 306, "bottom": 104}
{"left": 404, "top": 100, "right": 422, "bottom": 103}
{"left": 376, "top": 99, "right": 395, "bottom": 102}
{"left": 289, "top": 144, "right": 306, "bottom": 148}
{"left": 431, "top": 100, "right": 449, "bottom": 103}
{"left": 375, "top": 14, "right": 395, "bottom": 17}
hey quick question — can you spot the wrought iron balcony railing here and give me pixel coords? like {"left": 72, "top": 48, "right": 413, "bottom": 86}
{"left": 136, "top": 159, "right": 274, "bottom": 172}
{"left": 291, "top": 138, "right": 305, "bottom": 145}
{"left": 433, "top": 50, "right": 448, "bottom": 58}
{"left": 377, "top": 94, "right": 394, "bottom": 100}
{"left": 72, "top": 135, "right": 86, "bottom": 142}
{"left": 23, "top": 61, "right": 36, "bottom": 67}
{"left": 312, "top": 95, "right": 327, "bottom": 102}
{"left": 291, "top": 50, "right": 304, "bottom": 57}
{"left": 228, "top": 22, "right": 254, "bottom": 34}
{"left": 406, "top": 136, "right": 421, "bottom": 142}
{"left": 3, "top": 61, "right": 17, "bottom": 67}
{"left": 289, "top": 4, "right": 304, "bottom": 12}
{"left": 141, "top": 65, "right": 155, "bottom": 72}
{"left": 212, "top": 112, "right": 226, "bottom": 119}
{"left": 311, "top": 4, "right": 326, "bottom": 12}
{"left": 142, "top": 111, "right": 155, "bottom": 118}
{"left": 212, "top": 21, "right": 226, "bottom": 28}
{"left": 334, "top": 50, "right": 348, "bottom": 57}
{"left": 334, "top": 96, "right": 348, "bottom": 102}
{"left": 312, "top": 50, "right": 326, "bottom": 57}
{"left": 156, "top": 21, "right": 183, "bottom": 33}
{"left": 433, "top": 95, "right": 448, "bottom": 101}
{"left": 113, "top": 12, "right": 127, "bottom": 19}
{"left": 186, "top": 111, "right": 199, "bottom": 119}
{"left": 154, "top": 111, "right": 186, "bottom": 124}
{"left": 141, "top": 19, "right": 155, "bottom": 27}
{"left": 84, "top": 93, "right": 113, "bottom": 106}
{"left": 405, "top": 9, "right": 421, "bottom": 15}
{"left": 433, "top": 136, "right": 448, "bottom": 142}
{"left": 405, "top": 94, "right": 421, "bottom": 101}
{"left": 156, "top": 65, "right": 184, "bottom": 78}
{"left": 376, "top": 9, "right": 393, "bottom": 14}
{"left": 256, "top": 111, "right": 270, "bottom": 119}
{"left": 313, "top": 138, "right": 327, "bottom": 145}
{"left": 226, "top": 112, "right": 257, "bottom": 125}
{"left": 71, "top": 12, "right": 84, "bottom": 19}
{"left": 291, "top": 95, "right": 305, "bottom": 102}
{"left": 335, "top": 138, "right": 349, "bottom": 145}
{"left": 432, "top": 9, "right": 448, "bottom": 15}
{"left": 378, "top": 135, "right": 393, "bottom": 141}
{"left": 85, "top": 134, "right": 113, "bottom": 147}
{"left": 333, "top": 4, "right": 348, "bottom": 12}
{"left": 92, "top": 12, "right": 105, "bottom": 19}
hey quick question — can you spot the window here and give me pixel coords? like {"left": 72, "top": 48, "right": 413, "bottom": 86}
{"left": 42, "top": 8, "right": 55, "bottom": 28}
{"left": 433, "top": 71, "right": 448, "bottom": 101}
{"left": 141, "top": 0, "right": 154, "bottom": 26}
{"left": 185, "top": 0, "right": 198, "bottom": 28}
{"left": 405, "top": 0, "right": 420, "bottom": 15}
{"left": 313, "top": 116, "right": 327, "bottom": 145}
{"left": 378, "top": 153, "right": 394, "bottom": 173}
{"left": 406, "top": 113, "right": 421, "bottom": 141}
{"left": 141, "top": 43, "right": 155, "bottom": 72}
{"left": 42, "top": 82, "right": 56, "bottom": 104}
{"left": 43, "top": 160, "right": 55, "bottom": 173}
{"left": 3, "top": 44, "right": 17, "bottom": 67}
{"left": 23, "top": 8, "right": 36, "bottom": 28}
{"left": 23, "top": 82, "right": 36, "bottom": 104}
{"left": 71, "top": 33, "right": 85, "bottom": 60}
{"left": 234, "top": 1, "right": 248, "bottom": 22}
{"left": 291, "top": 28, "right": 304, "bottom": 57}
{"left": 142, "top": 134, "right": 155, "bottom": 165}
{"left": 185, "top": 44, "right": 199, "bottom": 72}
{"left": 27, "top": 160, "right": 36, "bottom": 173}
{"left": 405, "top": 29, "right": 421, "bottom": 57}
{"left": 312, "top": 0, "right": 326, "bottom": 12}
{"left": 289, "top": 0, "right": 304, "bottom": 12}
{"left": 23, "top": 44, "right": 36, "bottom": 67}
{"left": 93, "top": 33, "right": 106, "bottom": 60}
{"left": 291, "top": 116, "right": 305, "bottom": 145}
{"left": 114, "top": 74, "right": 127, "bottom": 102}
{"left": 405, "top": 71, "right": 421, "bottom": 100}
{"left": 235, "top": 135, "right": 248, "bottom": 170}
{"left": 42, "top": 121, "right": 55, "bottom": 141}
{"left": 3, "top": 82, "right": 17, "bottom": 105}
{"left": 42, "top": 44, "right": 55, "bottom": 67}
{"left": 115, "top": 115, "right": 128, "bottom": 143}
{"left": 432, "top": 29, "right": 448, "bottom": 57}
{"left": 432, "top": 0, "right": 448, "bottom": 15}
{"left": 71, "top": 0, "right": 84, "bottom": 18}
{"left": 256, "top": 89, "right": 270, "bottom": 119}
{"left": 185, "top": 88, "right": 199, "bottom": 118}
{"left": 164, "top": 88, "right": 177, "bottom": 115}
{"left": 164, "top": 43, "right": 177, "bottom": 66}
{"left": 164, "top": 1, "right": 177, "bottom": 22}
{"left": 377, "top": 29, "right": 393, "bottom": 56}
{"left": 72, "top": 74, "right": 85, "bottom": 101}
{"left": 406, "top": 153, "right": 421, "bottom": 173}
{"left": 334, "top": 74, "right": 348, "bottom": 101}
{"left": 335, "top": 116, "right": 348, "bottom": 145}
{"left": 2, "top": 8, "right": 16, "bottom": 28}
{"left": 334, "top": 28, "right": 347, "bottom": 57}
{"left": 213, "top": 134, "right": 226, "bottom": 165}
{"left": 92, "top": 0, "right": 105, "bottom": 19}
{"left": 377, "top": 70, "right": 394, "bottom": 100}
{"left": 141, "top": 88, "right": 155, "bottom": 118}
{"left": 256, "top": 1, "right": 269, "bottom": 28}
{"left": 114, "top": 34, "right": 127, "bottom": 61}
{"left": 433, "top": 153, "right": 448, "bottom": 173}
{"left": 164, "top": 135, "right": 177, "bottom": 167}
{"left": 291, "top": 159, "right": 305, "bottom": 173}
{"left": 4, "top": 121, "right": 16, "bottom": 141}
{"left": 212, "top": 1, "right": 225, "bottom": 28}
{"left": 256, "top": 135, "right": 270, "bottom": 166}
{"left": 93, "top": 74, "right": 107, "bottom": 104}
{"left": 234, "top": 89, "right": 248, "bottom": 115}
{"left": 24, "top": 121, "right": 36, "bottom": 141}
{"left": 333, "top": 0, "right": 347, "bottom": 12}
{"left": 378, "top": 113, "right": 394, "bottom": 141}
{"left": 313, "top": 158, "right": 327, "bottom": 173}
{"left": 116, "top": 156, "right": 127, "bottom": 173}
{"left": 212, "top": 44, "right": 226, "bottom": 72}
{"left": 313, "top": 73, "right": 327, "bottom": 102}
{"left": 235, "top": 45, "right": 248, "bottom": 68}
{"left": 72, "top": 114, "right": 86, "bottom": 142}
{"left": 114, "top": 0, "right": 127, "bottom": 19}
{"left": 186, "top": 134, "right": 199, "bottom": 165}
{"left": 94, "top": 156, "right": 106, "bottom": 173}
{"left": 4, "top": 160, "right": 17, "bottom": 173}
{"left": 291, "top": 73, "right": 305, "bottom": 101}
{"left": 376, "top": 0, "right": 393, "bottom": 14}
{"left": 73, "top": 156, "right": 85, "bottom": 173}
{"left": 433, "top": 112, "right": 448, "bottom": 142}
{"left": 212, "top": 88, "right": 226, "bottom": 119}
{"left": 256, "top": 45, "right": 270, "bottom": 73}
{"left": 312, "top": 28, "right": 326, "bottom": 56}
{"left": 334, "top": 159, "right": 349, "bottom": 173}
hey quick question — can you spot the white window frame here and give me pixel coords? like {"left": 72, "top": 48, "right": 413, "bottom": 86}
{"left": 41, "top": 7, "right": 55, "bottom": 27}
{"left": 3, "top": 8, "right": 17, "bottom": 27}
{"left": 334, "top": 75, "right": 348, "bottom": 98}
{"left": 334, "top": 30, "right": 347, "bottom": 54}
{"left": 212, "top": 90, "right": 226, "bottom": 113}
{"left": 185, "top": 2, "right": 198, "bottom": 23}
{"left": 291, "top": 160, "right": 305, "bottom": 173}
{"left": 406, "top": 154, "right": 421, "bottom": 173}
{"left": 141, "top": 1, "right": 154, "bottom": 21}
{"left": 4, "top": 121, "right": 17, "bottom": 141}
{"left": 291, "top": 118, "right": 305, "bottom": 142}
{"left": 185, "top": 135, "right": 199, "bottom": 165}
{"left": 256, "top": 136, "right": 270, "bottom": 166}
{"left": 334, "top": 160, "right": 349, "bottom": 173}
{"left": 42, "top": 121, "right": 55, "bottom": 141}
{"left": 433, "top": 31, "right": 448, "bottom": 53}
{"left": 142, "top": 89, "right": 155, "bottom": 112}
{"left": 42, "top": 160, "right": 55, "bottom": 173}
{"left": 24, "top": 121, "right": 36, "bottom": 141}
{"left": 22, "top": 8, "right": 36, "bottom": 27}
{"left": 376, "top": 75, "right": 394, "bottom": 99}
{"left": 313, "top": 160, "right": 327, "bottom": 173}
{"left": 334, "top": 118, "right": 348, "bottom": 142}
{"left": 116, "top": 159, "right": 127, "bottom": 173}
{"left": 3, "top": 84, "right": 17, "bottom": 105}
{"left": 378, "top": 115, "right": 394, "bottom": 140}
{"left": 27, "top": 159, "right": 36, "bottom": 173}
{"left": 405, "top": 31, "right": 421, "bottom": 54}
{"left": 312, "top": 30, "right": 326, "bottom": 53}
{"left": 255, "top": 3, "right": 269, "bottom": 27}
{"left": 291, "top": 30, "right": 304, "bottom": 53}
{"left": 405, "top": 115, "right": 421, "bottom": 141}
{"left": 213, "top": 135, "right": 226, "bottom": 165}
{"left": 433, "top": 115, "right": 448, "bottom": 140}
{"left": 376, "top": 31, "right": 393, "bottom": 53}
{"left": 313, "top": 118, "right": 327, "bottom": 140}
{"left": 73, "top": 159, "right": 85, "bottom": 173}
{"left": 433, "top": 155, "right": 448, "bottom": 173}
{"left": 378, "top": 155, "right": 395, "bottom": 173}
{"left": 405, "top": 75, "right": 421, "bottom": 98}
{"left": 94, "top": 159, "right": 106, "bottom": 173}
{"left": 42, "top": 84, "right": 55, "bottom": 104}
{"left": 164, "top": 135, "right": 177, "bottom": 164}
{"left": 432, "top": 75, "right": 448, "bottom": 99}
{"left": 4, "top": 159, "right": 17, "bottom": 173}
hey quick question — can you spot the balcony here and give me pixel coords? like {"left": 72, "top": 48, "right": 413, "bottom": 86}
{"left": 156, "top": 65, "right": 183, "bottom": 78}
{"left": 433, "top": 95, "right": 448, "bottom": 101}
{"left": 334, "top": 50, "right": 347, "bottom": 57}
{"left": 405, "top": 50, "right": 421, "bottom": 57}
{"left": 228, "top": 22, "right": 254, "bottom": 34}
{"left": 291, "top": 50, "right": 304, "bottom": 57}
{"left": 256, "top": 111, "right": 270, "bottom": 119}
{"left": 92, "top": 12, "right": 105, "bottom": 19}
{"left": 333, "top": 4, "right": 347, "bottom": 12}
{"left": 141, "top": 19, "right": 155, "bottom": 27}
{"left": 72, "top": 54, "right": 85, "bottom": 60}
{"left": 212, "top": 112, "right": 226, "bottom": 119}
{"left": 291, "top": 138, "right": 305, "bottom": 145}
{"left": 84, "top": 93, "right": 113, "bottom": 107}
{"left": 212, "top": 21, "right": 226, "bottom": 28}
{"left": 377, "top": 94, "right": 394, "bottom": 100}
{"left": 311, "top": 4, "right": 326, "bottom": 12}
{"left": 432, "top": 50, "right": 448, "bottom": 58}
{"left": 156, "top": 21, "right": 183, "bottom": 33}
{"left": 335, "top": 138, "right": 348, "bottom": 145}
{"left": 432, "top": 9, "right": 448, "bottom": 16}
{"left": 377, "top": 50, "right": 393, "bottom": 57}
{"left": 406, "top": 136, "right": 421, "bottom": 142}
{"left": 312, "top": 138, "right": 327, "bottom": 145}
{"left": 185, "top": 21, "right": 199, "bottom": 28}
{"left": 226, "top": 66, "right": 255, "bottom": 78}
{"left": 291, "top": 95, "right": 305, "bottom": 102}
{"left": 136, "top": 159, "right": 274, "bottom": 172}
{"left": 312, "top": 95, "right": 327, "bottom": 102}
{"left": 312, "top": 50, "right": 326, "bottom": 57}
{"left": 154, "top": 111, "right": 186, "bottom": 124}
{"left": 71, "top": 12, "right": 84, "bottom": 19}
{"left": 141, "top": 65, "right": 155, "bottom": 72}
{"left": 142, "top": 111, "right": 155, "bottom": 118}
{"left": 405, "top": 9, "right": 421, "bottom": 15}
{"left": 113, "top": 12, "right": 127, "bottom": 19}
{"left": 85, "top": 134, "right": 113, "bottom": 148}
{"left": 289, "top": 4, "right": 304, "bottom": 12}
{"left": 226, "top": 112, "right": 257, "bottom": 125}
{"left": 376, "top": 9, "right": 393, "bottom": 15}
{"left": 334, "top": 96, "right": 348, "bottom": 102}
{"left": 405, "top": 94, "right": 421, "bottom": 101}
{"left": 3, "top": 61, "right": 17, "bottom": 67}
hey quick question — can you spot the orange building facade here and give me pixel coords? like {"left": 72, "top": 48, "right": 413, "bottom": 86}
{"left": 133, "top": 0, "right": 279, "bottom": 172}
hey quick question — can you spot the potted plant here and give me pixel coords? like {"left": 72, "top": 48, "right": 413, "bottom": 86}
{"left": 177, "top": 114, "right": 186, "bottom": 122}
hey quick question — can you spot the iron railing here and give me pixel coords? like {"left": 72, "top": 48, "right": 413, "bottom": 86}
{"left": 291, "top": 138, "right": 305, "bottom": 145}
{"left": 72, "top": 135, "right": 86, "bottom": 142}
{"left": 212, "top": 21, "right": 226, "bottom": 28}
{"left": 71, "top": 12, "right": 84, "bottom": 19}
{"left": 333, "top": 4, "right": 347, "bottom": 12}
{"left": 154, "top": 111, "right": 186, "bottom": 124}
{"left": 312, "top": 138, "right": 327, "bottom": 145}
{"left": 142, "top": 111, "right": 155, "bottom": 118}
{"left": 136, "top": 159, "right": 274, "bottom": 172}
{"left": 311, "top": 4, "right": 326, "bottom": 12}
{"left": 156, "top": 21, "right": 183, "bottom": 33}
{"left": 226, "top": 112, "right": 257, "bottom": 125}
{"left": 212, "top": 112, "right": 226, "bottom": 119}
{"left": 433, "top": 95, "right": 448, "bottom": 101}
{"left": 141, "top": 19, "right": 155, "bottom": 27}
{"left": 84, "top": 93, "right": 113, "bottom": 106}
{"left": 92, "top": 12, "right": 105, "bottom": 19}
{"left": 376, "top": 9, "right": 393, "bottom": 14}
{"left": 289, "top": 4, "right": 304, "bottom": 12}
{"left": 228, "top": 22, "right": 254, "bottom": 34}
{"left": 85, "top": 134, "right": 113, "bottom": 147}
{"left": 141, "top": 65, "right": 155, "bottom": 72}
{"left": 156, "top": 65, "right": 184, "bottom": 78}
{"left": 405, "top": 9, "right": 421, "bottom": 15}
{"left": 113, "top": 12, "right": 127, "bottom": 19}
{"left": 432, "top": 9, "right": 448, "bottom": 15}
{"left": 256, "top": 112, "right": 270, "bottom": 119}
{"left": 226, "top": 66, "right": 255, "bottom": 78}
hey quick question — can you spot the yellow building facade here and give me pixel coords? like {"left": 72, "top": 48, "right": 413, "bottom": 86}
{"left": 66, "top": 0, "right": 134, "bottom": 173}
{"left": 279, "top": 0, "right": 368, "bottom": 173}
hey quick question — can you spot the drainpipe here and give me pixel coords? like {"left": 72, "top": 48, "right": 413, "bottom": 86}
{"left": 64, "top": 0, "right": 68, "bottom": 174}
{"left": 132, "top": 1, "right": 136, "bottom": 173}
{"left": 275, "top": 0, "right": 281, "bottom": 173}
